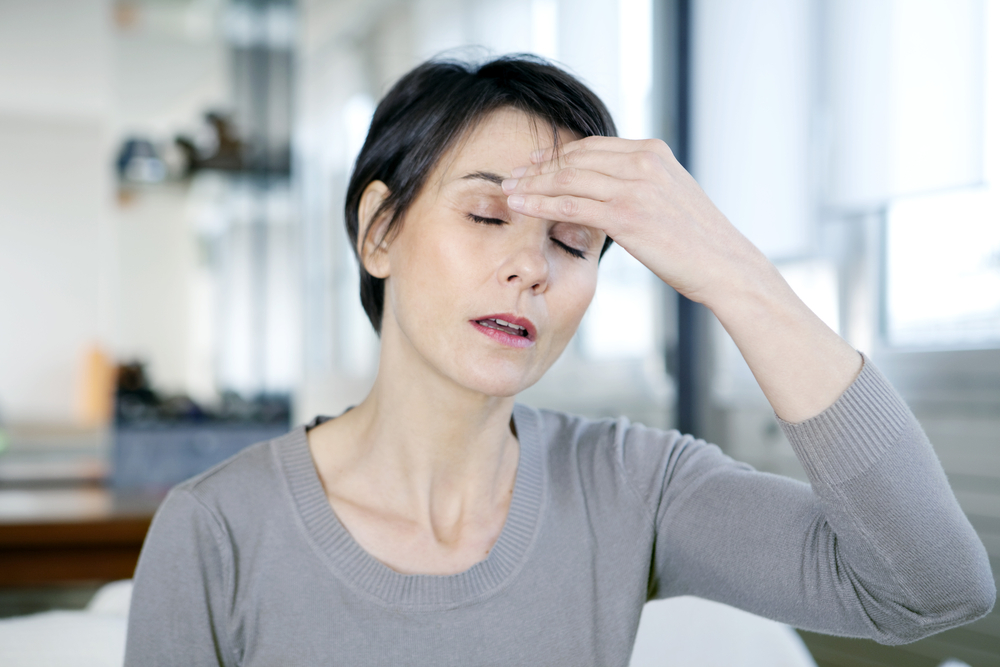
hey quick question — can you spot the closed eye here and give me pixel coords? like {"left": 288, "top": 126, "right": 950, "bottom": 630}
{"left": 470, "top": 213, "right": 586, "bottom": 259}
{"left": 552, "top": 239, "right": 586, "bottom": 259}
{"left": 467, "top": 213, "right": 507, "bottom": 226}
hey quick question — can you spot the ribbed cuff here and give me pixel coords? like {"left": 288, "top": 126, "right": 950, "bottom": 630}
{"left": 776, "top": 353, "right": 913, "bottom": 486}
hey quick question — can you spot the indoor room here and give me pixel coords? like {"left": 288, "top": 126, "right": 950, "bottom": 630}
{"left": 1, "top": 0, "right": 998, "bottom": 665}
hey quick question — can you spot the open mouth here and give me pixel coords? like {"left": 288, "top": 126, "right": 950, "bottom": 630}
{"left": 470, "top": 314, "right": 536, "bottom": 348}
{"left": 475, "top": 317, "right": 529, "bottom": 337}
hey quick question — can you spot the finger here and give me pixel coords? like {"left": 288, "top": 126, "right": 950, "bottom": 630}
{"left": 518, "top": 150, "right": 686, "bottom": 196}
{"left": 529, "top": 136, "right": 634, "bottom": 163}
{"left": 502, "top": 167, "right": 622, "bottom": 202}
{"left": 529, "top": 136, "right": 673, "bottom": 165}
{"left": 506, "top": 192, "right": 609, "bottom": 229}
{"left": 517, "top": 147, "right": 672, "bottom": 184}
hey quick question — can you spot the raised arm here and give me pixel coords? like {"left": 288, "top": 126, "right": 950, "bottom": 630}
{"left": 503, "top": 138, "right": 995, "bottom": 640}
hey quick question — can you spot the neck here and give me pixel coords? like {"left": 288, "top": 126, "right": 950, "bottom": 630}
{"left": 321, "top": 318, "right": 520, "bottom": 524}
{"left": 359, "top": 370, "right": 517, "bottom": 487}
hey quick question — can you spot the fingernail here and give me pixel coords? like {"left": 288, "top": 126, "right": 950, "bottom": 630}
{"left": 511, "top": 166, "right": 527, "bottom": 178}
{"left": 530, "top": 150, "right": 543, "bottom": 161}
{"left": 501, "top": 178, "right": 518, "bottom": 192}
{"left": 508, "top": 194, "right": 525, "bottom": 209}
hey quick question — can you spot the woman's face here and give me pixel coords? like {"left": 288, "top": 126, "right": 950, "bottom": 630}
{"left": 374, "top": 108, "right": 606, "bottom": 397}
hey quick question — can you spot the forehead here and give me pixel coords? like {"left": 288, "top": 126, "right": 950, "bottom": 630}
{"left": 436, "top": 108, "right": 577, "bottom": 184}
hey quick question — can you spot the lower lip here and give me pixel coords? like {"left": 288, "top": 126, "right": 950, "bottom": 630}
{"left": 471, "top": 321, "right": 535, "bottom": 348}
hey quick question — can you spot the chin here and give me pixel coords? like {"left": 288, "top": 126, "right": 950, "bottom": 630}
{"left": 454, "top": 362, "right": 542, "bottom": 399}
{"left": 463, "top": 375, "right": 530, "bottom": 399}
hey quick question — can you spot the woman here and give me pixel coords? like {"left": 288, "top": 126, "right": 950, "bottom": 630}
{"left": 125, "top": 56, "right": 994, "bottom": 665}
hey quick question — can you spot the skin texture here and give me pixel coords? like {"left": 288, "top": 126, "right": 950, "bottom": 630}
{"left": 308, "top": 109, "right": 862, "bottom": 577}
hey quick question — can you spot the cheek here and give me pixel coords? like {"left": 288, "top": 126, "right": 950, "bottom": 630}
{"left": 571, "top": 280, "right": 599, "bottom": 325}
{"left": 550, "top": 266, "right": 600, "bottom": 335}
{"left": 423, "top": 226, "right": 491, "bottom": 286}
{"left": 390, "top": 222, "right": 488, "bottom": 312}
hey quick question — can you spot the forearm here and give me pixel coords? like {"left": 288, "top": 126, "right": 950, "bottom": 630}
{"left": 699, "top": 248, "right": 862, "bottom": 423}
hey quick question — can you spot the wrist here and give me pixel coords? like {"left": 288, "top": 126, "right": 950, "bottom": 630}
{"left": 702, "top": 257, "right": 862, "bottom": 423}
{"left": 697, "top": 245, "right": 783, "bottom": 318}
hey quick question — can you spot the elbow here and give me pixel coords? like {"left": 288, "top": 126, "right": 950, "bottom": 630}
{"left": 936, "top": 549, "right": 997, "bottom": 628}
{"left": 876, "top": 569, "right": 996, "bottom": 646}
{"left": 955, "top": 572, "right": 997, "bottom": 624}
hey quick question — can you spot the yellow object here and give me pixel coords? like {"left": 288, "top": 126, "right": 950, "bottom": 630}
{"left": 78, "top": 344, "right": 116, "bottom": 427}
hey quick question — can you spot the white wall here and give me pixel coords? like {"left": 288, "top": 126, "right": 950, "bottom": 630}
{"left": 0, "top": 0, "right": 111, "bottom": 120}
{"left": 825, "top": 0, "right": 985, "bottom": 208}
{"left": 692, "top": 0, "right": 815, "bottom": 260}
{"left": 0, "top": 0, "right": 114, "bottom": 423}
{"left": 115, "top": 29, "right": 228, "bottom": 138}
{"left": 110, "top": 22, "right": 228, "bottom": 400}
{"left": 0, "top": 0, "right": 236, "bottom": 421}
{"left": 114, "top": 185, "right": 198, "bottom": 395}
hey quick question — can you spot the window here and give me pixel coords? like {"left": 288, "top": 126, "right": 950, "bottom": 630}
{"left": 883, "top": 0, "right": 1000, "bottom": 350}
{"left": 886, "top": 188, "right": 1000, "bottom": 348}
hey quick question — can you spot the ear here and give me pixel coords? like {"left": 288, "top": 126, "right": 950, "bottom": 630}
{"left": 357, "top": 180, "right": 392, "bottom": 279}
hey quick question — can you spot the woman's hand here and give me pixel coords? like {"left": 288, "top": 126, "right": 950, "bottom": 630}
{"left": 502, "top": 136, "right": 769, "bottom": 309}
{"left": 503, "top": 135, "right": 862, "bottom": 424}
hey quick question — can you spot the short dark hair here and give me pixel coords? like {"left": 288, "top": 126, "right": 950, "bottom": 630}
{"left": 344, "top": 54, "right": 618, "bottom": 333}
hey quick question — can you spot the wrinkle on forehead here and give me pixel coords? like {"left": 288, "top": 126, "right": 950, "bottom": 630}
{"left": 431, "top": 109, "right": 565, "bottom": 192}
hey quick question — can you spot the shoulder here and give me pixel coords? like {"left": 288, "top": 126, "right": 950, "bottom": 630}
{"left": 517, "top": 403, "right": 619, "bottom": 445}
{"left": 165, "top": 427, "right": 300, "bottom": 525}
{"left": 136, "top": 427, "right": 308, "bottom": 592}
{"left": 515, "top": 404, "right": 626, "bottom": 473}
{"left": 517, "top": 403, "right": 708, "bottom": 468}
{"left": 515, "top": 404, "right": 730, "bottom": 512}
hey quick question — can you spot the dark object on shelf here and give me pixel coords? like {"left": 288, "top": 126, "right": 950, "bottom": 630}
{"left": 112, "top": 361, "right": 291, "bottom": 490}
{"left": 112, "top": 421, "right": 288, "bottom": 491}
{"left": 114, "top": 361, "right": 161, "bottom": 424}
{"left": 116, "top": 138, "right": 167, "bottom": 183}
{"left": 174, "top": 111, "right": 290, "bottom": 176}
{"left": 175, "top": 112, "right": 246, "bottom": 174}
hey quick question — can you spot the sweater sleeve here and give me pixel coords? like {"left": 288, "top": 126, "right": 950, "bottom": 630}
{"left": 629, "top": 355, "right": 995, "bottom": 645}
{"left": 125, "top": 487, "right": 238, "bottom": 667}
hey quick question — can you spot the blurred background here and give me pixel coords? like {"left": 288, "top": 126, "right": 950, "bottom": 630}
{"left": 0, "top": 0, "right": 997, "bottom": 665}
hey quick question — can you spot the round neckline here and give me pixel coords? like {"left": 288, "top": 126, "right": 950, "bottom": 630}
{"left": 277, "top": 403, "right": 545, "bottom": 609}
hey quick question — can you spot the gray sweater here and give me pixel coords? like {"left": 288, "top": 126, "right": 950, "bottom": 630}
{"left": 124, "top": 356, "right": 995, "bottom": 666}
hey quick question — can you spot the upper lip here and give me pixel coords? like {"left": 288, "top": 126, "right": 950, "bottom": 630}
{"left": 471, "top": 313, "right": 537, "bottom": 340}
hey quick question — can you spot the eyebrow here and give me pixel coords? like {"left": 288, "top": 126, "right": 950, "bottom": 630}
{"left": 460, "top": 171, "right": 504, "bottom": 186}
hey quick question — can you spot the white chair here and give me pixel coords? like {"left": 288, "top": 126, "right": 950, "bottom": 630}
{"left": 0, "top": 579, "right": 131, "bottom": 667}
{"left": 629, "top": 596, "right": 818, "bottom": 667}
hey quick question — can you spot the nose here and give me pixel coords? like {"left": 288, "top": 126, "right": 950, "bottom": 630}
{"left": 498, "top": 240, "right": 549, "bottom": 293}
